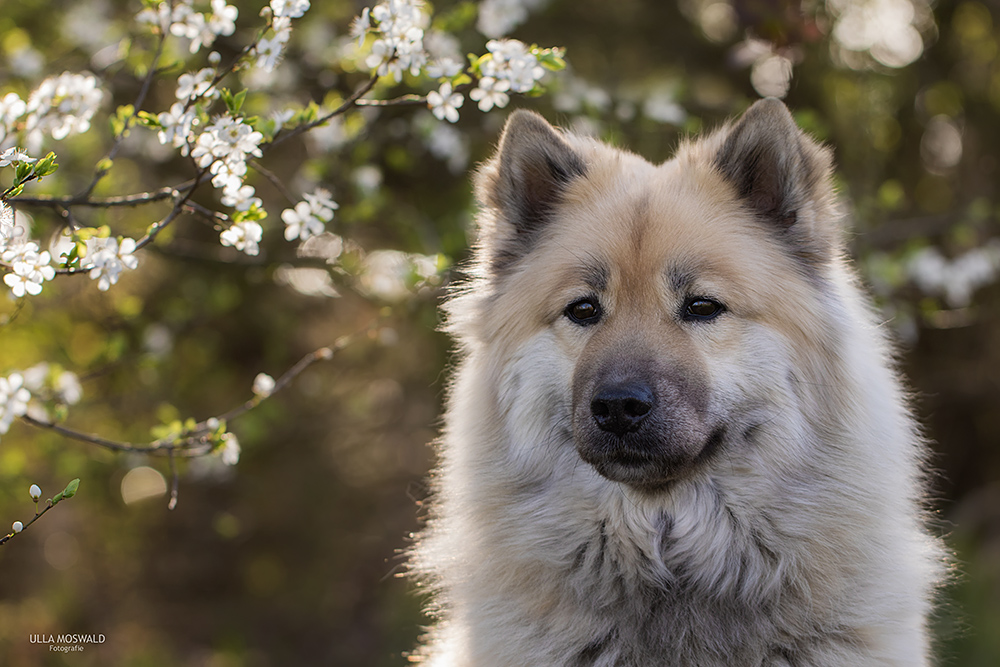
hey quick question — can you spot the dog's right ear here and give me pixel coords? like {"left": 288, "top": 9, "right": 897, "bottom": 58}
{"left": 475, "top": 110, "right": 587, "bottom": 272}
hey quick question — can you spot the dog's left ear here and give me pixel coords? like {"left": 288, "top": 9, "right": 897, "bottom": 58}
{"left": 714, "top": 98, "right": 837, "bottom": 259}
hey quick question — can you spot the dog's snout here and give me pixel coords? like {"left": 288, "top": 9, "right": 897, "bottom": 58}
{"left": 590, "top": 382, "right": 654, "bottom": 437}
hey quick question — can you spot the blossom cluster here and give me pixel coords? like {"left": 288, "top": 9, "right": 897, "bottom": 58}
{"left": 426, "top": 39, "right": 554, "bottom": 122}
{"left": 137, "top": 0, "right": 239, "bottom": 54}
{"left": 1, "top": 197, "right": 140, "bottom": 297}
{"left": 354, "top": 0, "right": 430, "bottom": 82}
{"left": 0, "top": 373, "right": 30, "bottom": 438}
{"left": 0, "top": 73, "right": 104, "bottom": 153}
{"left": 282, "top": 189, "right": 339, "bottom": 242}
{"left": 254, "top": 0, "right": 311, "bottom": 72}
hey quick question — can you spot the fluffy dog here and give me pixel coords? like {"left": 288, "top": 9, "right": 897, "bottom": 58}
{"left": 412, "top": 99, "right": 945, "bottom": 666}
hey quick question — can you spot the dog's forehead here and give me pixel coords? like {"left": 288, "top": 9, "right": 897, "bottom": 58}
{"left": 556, "top": 154, "right": 776, "bottom": 290}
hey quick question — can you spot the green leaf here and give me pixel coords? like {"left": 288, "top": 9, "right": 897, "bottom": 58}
{"left": 137, "top": 110, "right": 162, "bottom": 128}
{"left": 232, "top": 89, "right": 247, "bottom": 114}
{"left": 222, "top": 88, "right": 247, "bottom": 115}
{"left": 61, "top": 478, "right": 80, "bottom": 499}
{"left": 14, "top": 161, "right": 33, "bottom": 183}
{"left": 32, "top": 152, "right": 60, "bottom": 178}
{"left": 52, "top": 478, "right": 81, "bottom": 504}
{"left": 533, "top": 47, "right": 567, "bottom": 71}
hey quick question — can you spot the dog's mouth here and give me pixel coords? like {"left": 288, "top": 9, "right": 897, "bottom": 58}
{"left": 575, "top": 426, "right": 725, "bottom": 491}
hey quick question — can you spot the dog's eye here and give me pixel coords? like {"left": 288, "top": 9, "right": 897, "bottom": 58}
{"left": 565, "top": 298, "right": 602, "bottom": 326}
{"left": 683, "top": 297, "right": 724, "bottom": 321}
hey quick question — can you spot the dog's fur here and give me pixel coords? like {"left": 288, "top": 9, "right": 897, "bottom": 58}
{"left": 412, "top": 99, "right": 945, "bottom": 666}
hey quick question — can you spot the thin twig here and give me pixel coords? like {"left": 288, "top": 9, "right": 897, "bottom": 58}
{"left": 248, "top": 160, "right": 297, "bottom": 204}
{"left": 0, "top": 501, "right": 58, "bottom": 546}
{"left": 167, "top": 451, "right": 179, "bottom": 510}
{"left": 268, "top": 73, "right": 380, "bottom": 149}
{"left": 79, "top": 32, "right": 168, "bottom": 199}
{"left": 11, "top": 181, "right": 196, "bottom": 209}
{"left": 354, "top": 93, "right": 427, "bottom": 107}
{"left": 18, "top": 328, "right": 374, "bottom": 457}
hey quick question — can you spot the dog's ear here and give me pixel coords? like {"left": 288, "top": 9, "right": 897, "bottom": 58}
{"left": 714, "top": 98, "right": 837, "bottom": 262}
{"left": 476, "top": 110, "right": 586, "bottom": 272}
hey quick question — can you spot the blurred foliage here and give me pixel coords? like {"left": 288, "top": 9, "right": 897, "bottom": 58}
{"left": 0, "top": 0, "right": 998, "bottom": 665}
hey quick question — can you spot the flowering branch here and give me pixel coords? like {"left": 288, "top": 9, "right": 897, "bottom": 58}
{"left": 268, "top": 72, "right": 380, "bottom": 149}
{"left": 18, "top": 320, "right": 376, "bottom": 458}
{"left": 79, "top": 32, "right": 168, "bottom": 200}
{"left": 0, "top": 479, "right": 80, "bottom": 547}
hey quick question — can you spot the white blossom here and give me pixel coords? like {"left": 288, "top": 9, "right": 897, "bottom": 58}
{"left": 303, "top": 188, "right": 339, "bottom": 220}
{"left": 56, "top": 370, "right": 83, "bottom": 405}
{"left": 24, "top": 72, "right": 104, "bottom": 151}
{"left": 169, "top": 3, "right": 232, "bottom": 54}
{"left": 252, "top": 373, "right": 276, "bottom": 397}
{"left": 29, "top": 484, "right": 41, "bottom": 501}
{"left": 208, "top": 0, "right": 238, "bottom": 38}
{"left": 254, "top": 32, "right": 289, "bottom": 72}
{"left": 282, "top": 201, "right": 325, "bottom": 241}
{"left": 3, "top": 242, "right": 55, "bottom": 297}
{"left": 270, "top": 0, "right": 310, "bottom": 19}
{"left": 469, "top": 76, "right": 510, "bottom": 112}
{"left": 350, "top": 7, "right": 371, "bottom": 47}
{"left": 136, "top": 1, "right": 172, "bottom": 32}
{"left": 191, "top": 116, "right": 264, "bottom": 195}
{"left": 156, "top": 102, "right": 198, "bottom": 150}
{"left": 427, "top": 82, "right": 463, "bottom": 123}
{"left": 0, "top": 202, "right": 14, "bottom": 252}
{"left": 85, "top": 237, "right": 139, "bottom": 291}
{"left": 0, "top": 92, "right": 27, "bottom": 129}
{"left": 363, "top": 0, "right": 429, "bottom": 81}
{"left": 426, "top": 57, "right": 464, "bottom": 79}
{"left": 483, "top": 39, "right": 545, "bottom": 93}
{"left": 220, "top": 221, "right": 263, "bottom": 256}
{"left": 176, "top": 68, "right": 218, "bottom": 102}
{"left": 0, "top": 372, "right": 30, "bottom": 435}
{"left": 11, "top": 521, "right": 22, "bottom": 534}
{"left": 220, "top": 183, "right": 261, "bottom": 212}
{"left": 0, "top": 147, "right": 35, "bottom": 167}
{"left": 220, "top": 432, "right": 241, "bottom": 465}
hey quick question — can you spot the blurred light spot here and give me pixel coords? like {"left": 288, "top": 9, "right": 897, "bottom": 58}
{"left": 830, "top": 0, "right": 929, "bottom": 68}
{"left": 751, "top": 54, "right": 793, "bottom": 99}
{"left": 642, "top": 88, "right": 687, "bottom": 124}
{"left": 213, "top": 512, "right": 241, "bottom": 540}
{"left": 297, "top": 232, "right": 344, "bottom": 264}
{"left": 699, "top": 2, "right": 738, "bottom": 43}
{"left": 142, "top": 323, "right": 174, "bottom": 358}
{"left": 121, "top": 466, "right": 167, "bottom": 505}
{"left": 274, "top": 265, "right": 339, "bottom": 298}
{"left": 44, "top": 531, "right": 80, "bottom": 571}
{"left": 920, "top": 116, "right": 963, "bottom": 173}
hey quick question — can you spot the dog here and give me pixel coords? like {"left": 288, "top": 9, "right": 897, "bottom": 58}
{"left": 411, "top": 99, "right": 945, "bottom": 666}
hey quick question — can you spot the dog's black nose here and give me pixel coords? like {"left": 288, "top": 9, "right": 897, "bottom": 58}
{"left": 590, "top": 383, "right": 654, "bottom": 437}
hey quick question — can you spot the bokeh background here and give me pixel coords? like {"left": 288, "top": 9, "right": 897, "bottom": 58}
{"left": 1, "top": 0, "right": 999, "bottom": 664}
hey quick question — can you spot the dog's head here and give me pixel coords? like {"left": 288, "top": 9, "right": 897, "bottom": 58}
{"left": 462, "top": 100, "right": 843, "bottom": 491}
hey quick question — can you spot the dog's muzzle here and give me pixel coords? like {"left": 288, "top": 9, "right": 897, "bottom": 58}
{"left": 572, "top": 359, "right": 714, "bottom": 490}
